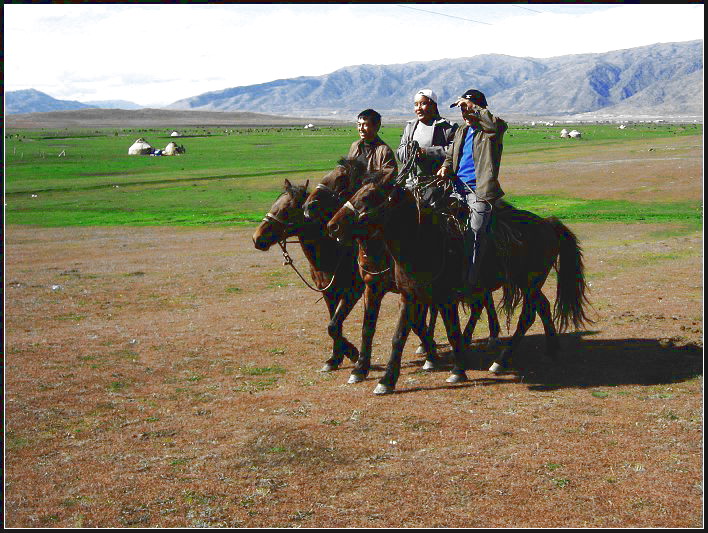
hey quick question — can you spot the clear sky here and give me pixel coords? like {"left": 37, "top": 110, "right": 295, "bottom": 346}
{"left": 4, "top": 3, "right": 704, "bottom": 107}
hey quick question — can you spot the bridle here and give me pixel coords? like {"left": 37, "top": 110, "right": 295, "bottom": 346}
{"left": 260, "top": 198, "right": 344, "bottom": 294}
{"left": 262, "top": 211, "right": 297, "bottom": 235}
{"left": 314, "top": 181, "right": 349, "bottom": 207}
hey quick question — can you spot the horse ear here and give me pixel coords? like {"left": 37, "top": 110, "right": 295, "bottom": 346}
{"left": 284, "top": 178, "right": 292, "bottom": 189}
{"left": 304, "top": 179, "right": 310, "bottom": 190}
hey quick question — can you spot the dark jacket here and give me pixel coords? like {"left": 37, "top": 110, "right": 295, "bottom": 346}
{"left": 441, "top": 105, "right": 507, "bottom": 201}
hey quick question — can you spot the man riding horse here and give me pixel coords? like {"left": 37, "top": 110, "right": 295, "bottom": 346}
{"left": 436, "top": 89, "right": 508, "bottom": 288}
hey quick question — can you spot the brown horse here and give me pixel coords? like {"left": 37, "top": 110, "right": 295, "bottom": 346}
{"left": 303, "top": 158, "right": 500, "bottom": 385}
{"left": 327, "top": 174, "right": 591, "bottom": 394}
{"left": 252, "top": 179, "right": 363, "bottom": 371}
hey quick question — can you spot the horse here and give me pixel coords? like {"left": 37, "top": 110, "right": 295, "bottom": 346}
{"left": 326, "top": 174, "right": 591, "bottom": 394}
{"left": 252, "top": 179, "right": 363, "bottom": 372}
{"left": 303, "top": 157, "right": 500, "bottom": 385}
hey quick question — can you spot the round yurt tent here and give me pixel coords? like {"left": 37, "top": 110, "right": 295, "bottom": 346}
{"left": 128, "top": 138, "right": 153, "bottom": 155}
{"left": 163, "top": 142, "right": 185, "bottom": 156}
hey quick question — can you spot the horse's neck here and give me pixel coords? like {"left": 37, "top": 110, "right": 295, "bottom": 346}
{"left": 298, "top": 229, "right": 344, "bottom": 274}
{"left": 357, "top": 233, "right": 392, "bottom": 268}
{"left": 381, "top": 195, "right": 443, "bottom": 271}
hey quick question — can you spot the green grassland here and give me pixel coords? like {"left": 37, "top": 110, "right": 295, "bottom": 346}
{"left": 4, "top": 123, "right": 702, "bottom": 228}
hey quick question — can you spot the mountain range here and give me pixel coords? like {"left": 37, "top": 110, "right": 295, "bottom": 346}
{"left": 6, "top": 40, "right": 703, "bottom": 119}
{"left": 5, "top": 89, "right": 143, "bottom": 114}
{"left": 168, "top": 39, "right": 703, "bottom": 119}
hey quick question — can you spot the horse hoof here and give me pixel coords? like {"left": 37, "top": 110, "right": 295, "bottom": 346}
{"left": 489, "top": 362, "right": 502, "bottom": 374}
{"left": 446, "top": 373, "right": 468, "bottom": 384}
{"left": 373, "top": 383, "right": 395, "bottom": 395}
{"left": 422, "top": 359, "right": 436, "bottom": 371}
{"left": 415, "top": 344, "right": 427, "bottom": 355}
{"left": 320, "top": 362, "right": 338, "bottom": 372}
{"left": 348, "top": 373, "right": 365, "bottom": 384}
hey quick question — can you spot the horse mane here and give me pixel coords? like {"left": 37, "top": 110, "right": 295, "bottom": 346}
{"left": 335, "top": 157, "right": 388, "bottom": 191}
{"left": 361, "top": 170, "right": 388, "bottom": 187}
{"left": 282, "top": 181, "right": 310, "bottom": 206}
{"left": 337, "top": 156, "right": 367, "bottom": 176}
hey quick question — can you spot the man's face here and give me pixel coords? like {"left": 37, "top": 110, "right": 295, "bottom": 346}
{"left": 357, "top": 117, "right": 380, "bottom": 142}
{"left": 414, "top": 94, "right": 437, "bottom": 123}
{"left": 459, "top": 99, "right": 480, "bottom": 126}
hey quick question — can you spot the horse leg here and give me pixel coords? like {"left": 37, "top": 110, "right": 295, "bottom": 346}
{"left": 374, "top": 299, "right": 414, "bottom": 395}
{"left": 321, "top": 291, "right": 360, "bottom": 372}
{"left": 484, "top": 290, "right": 502, "bottom": 350}
{"left": 462, "top": 294, "right": 486, "bottom": 346}
{"left": 439, "top": 303, "right": 468, "bottom": 384}
{"left": 536, "top": 291, "right": 560, "bottom": 360}
{"left": 489, "top": 291, "right": 536, "bottom": 374}
{"left": 415, "top": 305, "right": 438, "bottom": 356}
{"left": 410, "top": 304, "right": 440, "bottom": 371}
{"left": 349, "top": 283, "right": 385, "bottom": 383}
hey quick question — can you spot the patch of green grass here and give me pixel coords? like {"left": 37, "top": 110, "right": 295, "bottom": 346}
{"left": 551, "top": 478, "right": 571, "bottom": 488}
{"left": 6, "top": 431, "right": 29, "bottom": 450}
{"left": 107, "top": 381, "right": 129, "bottom": 392}
{"left": 5, "top": 124, "right": 701, "bottom": 227}
{"left": 240, "top": 365, "right": 286, "bottom": 376}
{"left": 232, "top": 378, "right": 281, "bottom": 393}
{"left": 503, "top": 194, "right": 702, "bottom": 226}
{"left": 54, "top": 313, "right": 86, "bottom": 322}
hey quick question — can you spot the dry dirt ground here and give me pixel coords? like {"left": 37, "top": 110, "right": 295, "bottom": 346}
{"left": 4, "top": 136, "right": 703, "bottom": 528}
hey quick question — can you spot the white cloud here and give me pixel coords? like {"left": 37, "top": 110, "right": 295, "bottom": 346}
{"left": 4, "top": 4, "right": 704, "bottom": 106}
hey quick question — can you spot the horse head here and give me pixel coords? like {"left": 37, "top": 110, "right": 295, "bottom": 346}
{"left": 327, "top": 173, "right": 398, "bottom": 242}
{"left": 252, "top": 179, "right": 309, "bottom": 250}
{"left": 303, "top": 158, "right": 368, "bottom": 224}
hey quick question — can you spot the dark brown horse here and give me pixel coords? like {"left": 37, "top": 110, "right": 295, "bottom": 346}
{"left": 326, "top": 174, "right": 591, "bottom": 394}
{"left": 303, "top": 158, "right": 500, "bottom": 385}
{"left": 252, "top": 179, "right": 363, "bottom": 371}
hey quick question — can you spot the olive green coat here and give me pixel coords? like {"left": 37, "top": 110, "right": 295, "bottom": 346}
{"left": 441, "top": 106, "right": 507, "bottom": 201}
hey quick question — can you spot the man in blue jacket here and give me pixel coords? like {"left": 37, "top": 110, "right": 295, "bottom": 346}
{"left": 437, "top": 89, "right": 508, "bottom": 287}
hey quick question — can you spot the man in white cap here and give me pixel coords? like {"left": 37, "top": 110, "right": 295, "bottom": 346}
{"left": 437, "top": 89, "right": 508, "bottom": 287}
{"left": 397, "top": 89, "right": 458, "bottom": 179}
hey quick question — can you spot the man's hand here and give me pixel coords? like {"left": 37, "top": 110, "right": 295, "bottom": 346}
{"left": 436, "top": 165, "right": 451, "bottom": 179}
{"left": 457, "top": 99, "right": 482, "bottom": 126}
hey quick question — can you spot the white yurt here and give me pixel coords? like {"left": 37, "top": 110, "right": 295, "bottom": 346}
{"left": 569, "top": 130, "right": 582, "bottom": 138}
{"left": 170, "top": 131, "right": 182, "bottom": 137}
{"left": 163, "top": 142, "right": 184, "bottom": 156}
{"left": 560, "top": 128, "right": 569, "bottom": 138}
{"left": 128, "top": 138, "right": 153, "bottom": 155}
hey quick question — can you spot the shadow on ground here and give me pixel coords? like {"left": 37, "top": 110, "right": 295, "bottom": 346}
{"left": 389, "top": 331, "right": 703, "bottom": 393}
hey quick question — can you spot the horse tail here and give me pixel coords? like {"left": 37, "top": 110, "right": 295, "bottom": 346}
{"left": 549, "top": 217, "right": 593, "bottom": 333}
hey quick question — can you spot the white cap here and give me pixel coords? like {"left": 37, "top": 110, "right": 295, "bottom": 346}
{"left": 415, "top": 89, "right": 438, "bottom": 104}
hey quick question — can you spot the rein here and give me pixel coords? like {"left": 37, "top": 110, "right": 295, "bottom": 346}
{"left": 277, "top": 239, "right": 345, "bottom": 293}
{"left": 261, "top": 201, "right": 343, "bottom": 293}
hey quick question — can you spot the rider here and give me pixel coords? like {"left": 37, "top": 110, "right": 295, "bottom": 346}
{"left": 348, "top": 108, "right": 398, "bottom": 183}
{"left": 397, "top": 89, "right": 457, "bottom": 185}
{"left": 436, "top": 89, "right": 508, "bottom": 286}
